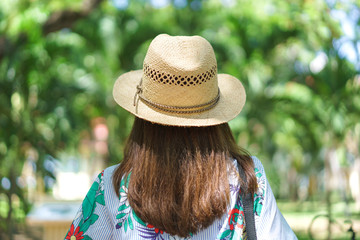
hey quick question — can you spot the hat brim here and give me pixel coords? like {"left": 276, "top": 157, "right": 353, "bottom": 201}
{"left": 113, "top": 70, "right": 246, "bottom": 126}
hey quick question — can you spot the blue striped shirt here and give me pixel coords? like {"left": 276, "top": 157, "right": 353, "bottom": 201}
{"left": 65, "top": 157, "right": 297, "bottom": 240}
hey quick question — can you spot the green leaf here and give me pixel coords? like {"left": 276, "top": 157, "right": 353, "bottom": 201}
{"left": 124, "top": 219, "right": 128, "bottom": 232}
{"left": 97, "top": 172, "right": 103, "bottom": 181}
{"left": 218, "top": 229, "right": 231, "bottom": 239}
{"left": 82, "top": 181, "right": 99, "bottom": 219}
{"left": 83, "top": 235, "right": 93, "bottom": 240}
{"left": 116, "top": 213, "right": 127, "bottom": 219}
{"left": 128, "top": 216, "right": 134, "bottom": 230}
{"left": 132, "top": 210, "right": 146, "bottom": 226}
{"left": 120, "top": 173, "right": 131, "bottom": 188}
{"left": 95, "top": 194, "right": 105, "bottom": 205}
{"left": 89, "top": 214, "right": 99, "bottom": 224}
{"left": 79, "top": 213, "right": 99, "bottom": 233}
{"left": 80, "top": 220, "right": 91, "bottom": 233}
{"left": 125, "top": 173, "right": 131, "bottom": 188}
{"left": 120, "top": 178, "right": 125, "bottom": 188}
{"left": 254, "top": 201, "right": 263, "bottom": 216}
{"left": 118, "top": 204, "right": 129, "bottom": 211}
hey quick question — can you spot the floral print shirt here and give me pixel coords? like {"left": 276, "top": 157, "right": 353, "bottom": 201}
{"left": 65, "top": 157, "right": 297, "bottom": 240}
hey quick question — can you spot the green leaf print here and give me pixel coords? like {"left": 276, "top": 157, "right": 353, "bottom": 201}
{"left": 125, "top": 174, "right": 131, "bottom": 187}
{"left": 124, "top": 219, "right": 128, "bottom": 232}
{"left": 68, "top": 171, "right": 105, "bottom": 239}
{"left": 82, "top": 181, "right": 99, "bottom": 220}
{"left": 90, "top": 214, "right": 99, "bottom": 224}
{"left": 254, "top": 168, "right": 261, "bottom": 176}
{"left": 254, "top": 198, "right": 263, "bottom": 216}
{"left": 80, "top": 218, "right": 91, "bottom": 233}
{"left": 120, "top": 173, "right": 131, "bottom": 189}
{"left": 132, "top": 210, "right": 146, "bottom": 226}
{"left": 118, "top": 203, "right": 129, "bottom": 211}
{"left": 116, "top": 173, "right": 143, "bottom": 233}
{"left": 219, "top": 229, "right": 231, "bottom": 239}
{"left": 95, "top": 194, "right": 105, "bottom": 205}
{"left": 79, "top": 214, "right": 99, "bottom": 233}
{"left": 116, "top": 212, "right": 127, "bottom": 219}
{"left": 128, "top": 215, "right": 134, "bottom": 230}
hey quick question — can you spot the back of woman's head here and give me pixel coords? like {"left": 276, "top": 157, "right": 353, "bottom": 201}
{"left": 113, "top": 117, "right": 256, "bottom": 237}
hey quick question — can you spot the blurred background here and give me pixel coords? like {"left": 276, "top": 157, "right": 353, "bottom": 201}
{"left": 0, "top": 0, "right": 359, "bottom": 239}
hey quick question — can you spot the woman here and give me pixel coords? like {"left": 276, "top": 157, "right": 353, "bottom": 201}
{"left": 65, "top": 34, "right": 297, "bottom": 240}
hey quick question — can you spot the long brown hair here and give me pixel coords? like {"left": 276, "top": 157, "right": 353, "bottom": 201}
{"left": 113, "top": 117, "right": 257, "bottom": 237}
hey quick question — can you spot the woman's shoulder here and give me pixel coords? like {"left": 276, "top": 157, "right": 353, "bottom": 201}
{"left": 101, "top": 164, "right": 120, "bottom": 198}
{"left": 251, "top": 156, "right": 266, "bottom": 178}
{"left": 103, "top": 164, "right": 119, "bottom": 175}
{"left": 231, "top": 156, "right": 266, "bottom": 177}
{"left": 98, "top": 164, "right": 119, "bottom": 186}
{"left": 251, "top": 156, "right": 265, "bottom": 170}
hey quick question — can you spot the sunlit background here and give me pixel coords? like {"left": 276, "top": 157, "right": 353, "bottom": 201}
{"left": 0, "top": 0, "right": 359, "bottom": 239}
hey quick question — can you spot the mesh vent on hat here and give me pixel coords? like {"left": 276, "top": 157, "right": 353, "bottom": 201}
{"left": 144, "top": 64, "right": 217, "bottom": 87}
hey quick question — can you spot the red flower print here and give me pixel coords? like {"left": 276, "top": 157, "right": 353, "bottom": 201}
{"left": 65, "top": 224, "right": 84, "bottom": 240}
{"left": 228, "top": 208, "right": 244, "bottom": 230}
{"left": 139, "top": 224, "right": 166, "bottom": 239}
{"left": 147, "top": 224, "right": 164, "bottom": 234}
{"left": 228, "top": 208, "right": 240, "bottom": 230}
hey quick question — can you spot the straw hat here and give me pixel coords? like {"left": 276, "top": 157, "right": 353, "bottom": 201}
{"left": 113, "top": 34, "right": 246, "bottom": 126}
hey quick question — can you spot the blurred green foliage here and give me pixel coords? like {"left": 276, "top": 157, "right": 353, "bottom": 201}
{"left": 0, "top": 0, "right": 359, "bottom": 237}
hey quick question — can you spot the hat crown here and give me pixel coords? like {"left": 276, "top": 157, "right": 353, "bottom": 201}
{"left": 141, "top": 34, "right": 218, "bottom": 108}
{"left": 144, "top": 34, "right": 217, "bottom": 75}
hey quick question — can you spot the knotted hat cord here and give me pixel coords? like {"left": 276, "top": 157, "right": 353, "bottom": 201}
{"left": 133, "top": 78, "right": 221, "bottom": 114}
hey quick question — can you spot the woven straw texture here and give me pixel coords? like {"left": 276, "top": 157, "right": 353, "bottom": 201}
{"left": 113, "top": 34, "right": 246, "bottom": 126}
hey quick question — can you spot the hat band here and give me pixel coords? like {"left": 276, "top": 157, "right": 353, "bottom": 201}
{"left": 134, "top": 85, "right": 220, "bottom": 114}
